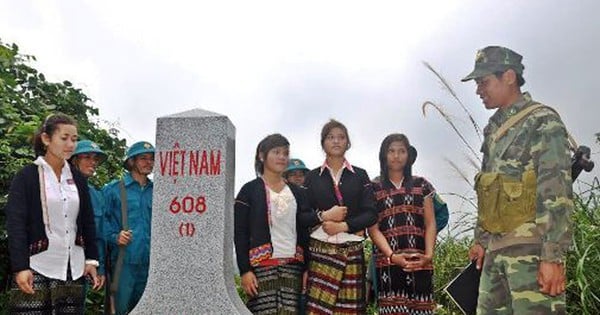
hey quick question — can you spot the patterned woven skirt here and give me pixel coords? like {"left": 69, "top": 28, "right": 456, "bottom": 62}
{"left": 8, "top": 269, "right": 85, "bottom": 314}
{"left": 246, "top": 262, "right": 304, "bottom": 315}
{"left": 376, "top": 265, "right": 434, "bottom": 315}
{"left": 306, "top": 239, "right": 366, "bottom": 315}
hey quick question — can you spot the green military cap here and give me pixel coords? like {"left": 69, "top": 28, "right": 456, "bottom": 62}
{"left": 71, "top": 140, "right": 107, "bottom": 164}
{"left": 125, "top": 141, "right": 155, "bottom": 161}
{"left": 462, "top": 46, "right": 525, "bottom": 82}
{"left": 285, "top": 158, "right": 309, "bottom": 173}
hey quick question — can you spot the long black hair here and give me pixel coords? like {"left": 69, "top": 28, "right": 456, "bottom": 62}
{"left": 254, "top": 133, "right": 290, "bottom": 176}
{"left": 378, "top": 133, "right": 417, "bottom": 191}
{"left": 33, "top": 113, "right": 77, "bottom": 156}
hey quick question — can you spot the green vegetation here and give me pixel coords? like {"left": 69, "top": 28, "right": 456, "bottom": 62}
{"left": 566, "top": 179, "right": 600, "bottom": 313}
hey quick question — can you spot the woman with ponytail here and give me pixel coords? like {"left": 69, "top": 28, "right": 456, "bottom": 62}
{"left": 368, "top": 133, "right": 437, "bottom": 314}
{"left": 5, "top": 113, "right": 100, "bottom": 314}
{"left": 234, "top": 133, "right": 309, "bottom": 314}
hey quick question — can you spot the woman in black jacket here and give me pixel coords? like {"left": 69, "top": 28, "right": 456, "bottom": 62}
{"left": 300, "top": 119, "right": 377, "bottom": 315}
{"left": 5, "top": 113, "right": 100, "bottom": 314}
{"left": 234, "top": 133, "right": 309, "bottom": 314}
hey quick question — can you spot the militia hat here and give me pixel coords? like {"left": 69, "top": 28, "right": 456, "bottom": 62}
{"left": 285, "top": 158, "right": 309, "bottom": 173}
{"left": 125, "top": 141, "right": 155, "bottom": 161}
{"left": 462, "top": 46, "right": 525, "bottom": 82}
{"left": 71, "top": 140, "right": 107, "bottom": 164}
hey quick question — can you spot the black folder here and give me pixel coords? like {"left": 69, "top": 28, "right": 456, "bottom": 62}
{"left": 443, "top": 260, "right": 482, "bottom": 315}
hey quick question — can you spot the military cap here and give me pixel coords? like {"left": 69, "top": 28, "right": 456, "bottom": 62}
{"left": 285, "top": 158, "right": 309, "bottom": 173}
{"left": 462, "top": 46, "right": 525, "bottom": 82}
{"left": 125, "top": 141, "right": 155, "bottom": 161}
{"left": 71, "top": 140, "right": 107, "bottom": 164}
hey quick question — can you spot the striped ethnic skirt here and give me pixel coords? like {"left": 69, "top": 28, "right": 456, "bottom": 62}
{"left": 246, "top": 262, "right": 304, "bottom": 315}
{"left": 306, "top": 238, "right": 366, "bottom": 315}
{"left": 8, "top": 269, "right": 86, "bottom": 315}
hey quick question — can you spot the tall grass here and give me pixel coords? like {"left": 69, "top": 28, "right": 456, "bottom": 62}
{"left": 432, "top": 235, "right": 472, "bottom": 314}
{"left": 567, "top": 179, "right": 600, "bottom": 314}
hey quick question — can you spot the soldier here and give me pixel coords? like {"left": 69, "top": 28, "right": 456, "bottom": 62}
{"left": 69, "top": 141, "right": 109, "bottom": 283}
{"left": 104, "top": 141, "right": 155, "bottom": 315}
{"left": 462, "top": 46, "right": 573, "bottom": 314}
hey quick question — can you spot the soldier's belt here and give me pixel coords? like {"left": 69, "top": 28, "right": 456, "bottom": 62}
{"left": 475, "top": 170, "right": 536, "bottom": 233}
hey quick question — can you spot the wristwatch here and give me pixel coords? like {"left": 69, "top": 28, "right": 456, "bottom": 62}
{"left": 316, "top": 211, "right": 324, "bottom": 222}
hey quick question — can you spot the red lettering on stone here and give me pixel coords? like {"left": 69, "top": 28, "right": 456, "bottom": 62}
{"left": 168, "top": 195, "right": 208, "bottom": 215}
{"left": 170, "top": 197, "right": 181, "bottom": 214}
{"left": 182, "top": 195, "right": 194, "bottom": 213}
{"left": 159, "top": 151, "right": 171, "bottom": 176}
{"left": 177, "top": 222, "right": 196, "bottom": 237}
{"left": 178, "top": 222, "right": 185, "bottom": 237}
{"left": 160, "top": 148, "right": 188, "bottom": 177}
{"left": 196, "top": 196, "right": 206, "bottom": 214}
{"left": 199, "top": 151, "right": 209, "bottom": 175}
{"left": 186, "top": 150, "right": 221, "bottom": 176}
{"left": 210, "top": 150, "right": 221, "bottom": 175}
{"left": 172, "top": 150, "right": 179, "bottom": 176}
{"left": 189, "top": 150, "right": 199, "bottom": 175}
{"left": 189, "top": 223, "right": 195, "bottom": 237}
{"left": 180, "top": 151, "right": 186, "bottom": 176}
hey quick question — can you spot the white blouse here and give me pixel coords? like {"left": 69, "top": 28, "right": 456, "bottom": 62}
{"left": 269, "top": 185, "right": 297, "bottom": 259}
{"left": 30, "top": 156, "right": 85, "bottom": 281}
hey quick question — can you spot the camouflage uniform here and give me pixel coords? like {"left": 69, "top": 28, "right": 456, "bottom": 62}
{"left": 463, "top": 47, "right": 573, "bottom": 314}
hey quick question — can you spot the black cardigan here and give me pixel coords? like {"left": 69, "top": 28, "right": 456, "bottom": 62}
{"left": 234, "top": 178, "right": 310, "bottom": 275}
{"left": 5, "top": 163, "right": 99, "bottom": 273}
{"left": 300, "top": 165, "right": 377, "bottom": 234}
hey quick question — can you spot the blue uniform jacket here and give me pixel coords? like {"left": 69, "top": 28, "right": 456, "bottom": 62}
{"left": 104, "top": 173, "right": 153, "bottom": 265}
{"left": 89, "top": 184, "right": 107, "bottom": 275}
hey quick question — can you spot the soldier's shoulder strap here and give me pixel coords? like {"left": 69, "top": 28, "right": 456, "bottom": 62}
{"left": 491, "top": 104, "right": 544, "bottom": 142}
{"left": 110, "top": 180, "right": 128, "bottom": 294}
{"left": 492, "top": 103, "right": 577, "bottom": 150}
{"left": 119, "top": 180, "right": 128, "bottom": 230}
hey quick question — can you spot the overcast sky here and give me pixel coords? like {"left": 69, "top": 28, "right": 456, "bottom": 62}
{"left": 2, "top": 0, "right": 599, "bottom": 231}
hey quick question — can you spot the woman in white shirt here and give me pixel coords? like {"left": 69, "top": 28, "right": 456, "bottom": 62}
{"left": 5, "top": 113, "right": 100, "bottom": 314}
{"left": 234, "top": 134, "right": 310, "bottom": 314}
